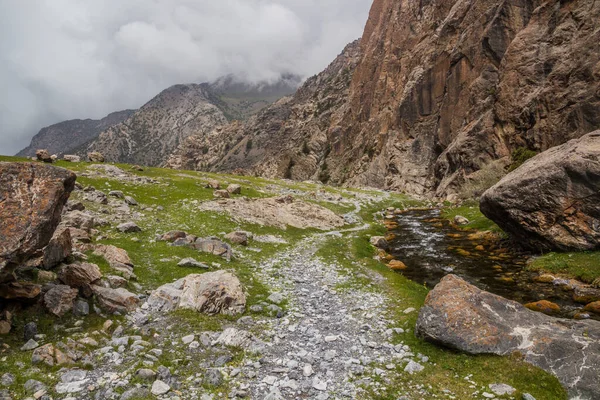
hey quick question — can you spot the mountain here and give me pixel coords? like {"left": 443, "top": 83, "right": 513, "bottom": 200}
{"left": 166, "top": 41, "right": 361, "bottom": 176}
{"left": 15, "top": 110, "right": 134, "bottom": 157}
{"left": 168, "top": 0, "right": 600, "bottom": 199}
{"left": 83, "top": 76, "right": 299, "bottom": 166}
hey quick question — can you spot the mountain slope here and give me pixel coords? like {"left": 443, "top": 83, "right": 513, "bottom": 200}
{"left": 84, "top": 77, "right": 299, "bottom": 166}
{"left": 166, "top": 41, "right": 361, "bottom": 178}
{"left": 15, "top": 110, "right": 134, "bottom": 157}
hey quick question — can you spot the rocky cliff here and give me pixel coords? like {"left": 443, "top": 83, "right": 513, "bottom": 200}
{"left": 327, "top": 0, "right": 600, "bottom": 197}
{"left": 16, "top": 110, "right": 134, "bottom": 158}
{"left": 169, "top": 0, "right": 600, "bottom": 198}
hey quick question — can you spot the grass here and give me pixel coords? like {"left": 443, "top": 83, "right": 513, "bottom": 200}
{"left": 441, "top": 200, "right": 504, "bottom": 233}
{"left": 0, "top": 156, "right": 567, "bottom": 399}
{"left": 528, "top": 251, "right": 600, "bottom": 284}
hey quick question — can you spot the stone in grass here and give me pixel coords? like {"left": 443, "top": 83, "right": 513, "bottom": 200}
{"left": 24, "top": 379, "right": 46, "bottom": 394}
{"left": 124, "top": 196, "right": 138, "bottom": 206}
{"left": 1, "top": 373, "right": 15, "bottom": 386}
{"left": 227, "top": 184, "right": 242, "bottom": 195}
{"left": 136, "top": 368, "right": 157, "bottom": 382}
{"left": 177, "top": 258, "right": 209, "bottom": 269}
{"left": 204, "top": 369, "right": 223, "bottom": 387}
{"left": 369, "top": 236, "right": 389, "bottom": 250}
{"left": 108, "top": 190, "right": 124, "bottom": 199}
{"left": 489, "top": 383, "right": 516, "bottom": 396}
{"left": 404, "top": 360, "right": 424, "bottom": 374}
{"left": 454, "top": 215, "right": 469, "bottom": 225}
{"left": 225, "top": 231, "right": 249, "bottom": 246}
{"left": 21, "top": 339, "right": 39, "bottom": 351}
{"left": 151, "top": 380, "right": 170, "bottom": 395}
{"left": 117, "top": 221, "right": 141, "bottom": 233}
{"left": 214, "top": 189, "right": 230, "bottom": 198}
{"left": 267, "top": 293, "right": 285, "bottom": 305}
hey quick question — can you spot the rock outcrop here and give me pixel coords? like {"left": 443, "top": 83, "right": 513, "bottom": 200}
{"left": 147, "top": 271, "right": 246, "bottom": 315}
{"left": 480, "top": 131, "right": 600, "bottom": 251}
{"left": 16, "top": 110, "right": 134, "bottom": 158}
{"left": 0, "top": 163, "right": 76, "bottom": 273}
{"left": 416, "top": 274, "right": 600, "bottom": 399}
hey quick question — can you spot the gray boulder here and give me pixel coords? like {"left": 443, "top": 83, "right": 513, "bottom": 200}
{"left": 147, "top": 271, "right": 246, "bottom": 315}
{"left": 416, "top": 274, "right": 600, "bottom": 399}
{"left": 194, "top": 238, "right": 232, "bottom": 260}
{"left": 481, "top": 131, "right": 600, "bottom": 251}
{"left": 44, "top": 285, "right": 79, "bottom": 316}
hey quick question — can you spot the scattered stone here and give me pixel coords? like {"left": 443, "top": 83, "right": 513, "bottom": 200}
{"left": 124, "top": 196, "right": 138, "bottom": 206}
{"left": 214, "top": 328, "right": 255, "bottom": 349}
{"left": 44, "top": 285, "right": 79, "bottom": 316}
{"left": 36, "top": 149, "right": 52, "bottom": 163}
{"left": 55, "top": 370, "right": 88, "bottom": 394}
{"left": 158, "top": 231, "right": 187, "bottom": 242}
{"left": 453, "top": 215, "right": 469, "bottom": 225}
{"left": 24, "top": 379, "right": 46, "bottom": 394}
{"left": 92, "top": 286, "right": 140, "bottom": 313}
{"left": 370, "top": 236, "right": 389, "bottom": 250}
{"left": 21, "top": 339, "right": 39, "bottom": 351}
{"left": 106, "top": 275, "right": 128, "bottom": 288}
{"left": 85, "top": 190, "right": 108, "bottom": 204}
{"left": 58, "top": 262, "right": 102, "bottom": 288}
{"left": 204, "top": 369, "right": 223, "bottom": 387}
{"left": 0, "top": 373, "right": 14, "bottom": 386}
{"left": 0, "top": 321, "right": 10, "bottom": 335}
{"left": 136, "top": 369, "right": 157, "bottom": 381}
{"left": 225, "top": 231, "right": 249, "bottom": 246}
{"left": 489, "top": 383, "right": 516, "bottom": 396}
{"left": 23, "top": 322, "right": 37, "bottom": 341}
{"left": 227, "top": 184, "right": 242, "bottom": 194}
{"left": 194, "top": 239, "right": 232, "bottom": 260}
{"left": 214, "top": 189, "right": 231, "bottom": 198}
{"left": 205, "top": 179, "right": 220, "bottom": 189}
{"left": 404, "top": 360, "right": 424, "bottom": 374}
{"left": 42, "top": 228, "right": 72, "bottom": 269}
{"left": 72, "top": 299, "right": 90, "bottom": 316}
{"left": 87, "top": 152, "right": 104, "bottom": 163}
{"left": 108, "top": 190, "right": 124, "bottom": 199}
{"left": 151, "top": 380, "right": 170, "bottom": 395}
{"left": 387, "top": 260, "right": 407, "bottom": 270}
{"left": 182, "top": 334, "right": 195, "bottom": 344}
{"left": 267, "top": 292, "right": 285, "bottom": 305}
{"left": 63, "top": 155, "right": 80, "bottom": 162}
{"left": 117, "top": 222, "right": 141, "bottom": 233}
{"left": 573, "top": 286, "right": 600, "bottom": 304}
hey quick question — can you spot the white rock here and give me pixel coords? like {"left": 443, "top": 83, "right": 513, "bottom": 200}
{"left": 312, "top": 377, "right": 327, "bottom": 391}
{"left": 303, "top": 364, "right": 314, "bottom": 377}
{"left": 151, "top": 380, "right": 170, "bottom": 395}
{"left": 404, "top": 360, "right": 424, "bottom": 374}
{"left": 489, "top": 383, "right": 516, "bottom": 395}
{"left": 182, "top": 334, "right": 195, "bottom": 344}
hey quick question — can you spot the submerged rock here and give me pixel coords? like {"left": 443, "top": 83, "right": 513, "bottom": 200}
{"left": 480, "top": 131, "right": 600, "bottom": 251}
{"left": 147, "top": 270, "right": 246, "bottom": 315}
{"left": 416, "top": 274, "right": 600, "bottom": 399}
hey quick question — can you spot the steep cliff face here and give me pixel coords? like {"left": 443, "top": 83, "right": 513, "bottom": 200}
{"left": 16, "top": 110, "right": 134, "bottom": 157}
{"left": 84, "top": 84, "right": 228, "bottom": 166}
{"left": 166, "top": 41, "right": 362, "bottom": 179}
{"left": 325, "top": 0, "right": 600, "bottom": 197}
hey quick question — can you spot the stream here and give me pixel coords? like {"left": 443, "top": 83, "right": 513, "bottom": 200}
{"left": 386, "top": 209, "right": 597, "bottom": 321}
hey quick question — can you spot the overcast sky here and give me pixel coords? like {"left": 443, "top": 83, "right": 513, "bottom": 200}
{"left": 0, "top": 0, "right": 371, "bottom": 155}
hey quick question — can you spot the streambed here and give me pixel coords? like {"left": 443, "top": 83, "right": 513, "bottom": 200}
{"left": 386, "top": 209, "right": 597, "bottom": 321}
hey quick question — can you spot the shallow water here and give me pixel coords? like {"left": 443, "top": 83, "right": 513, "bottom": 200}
{"left": 387, "top": 209, "right": 597, "bottom": 321}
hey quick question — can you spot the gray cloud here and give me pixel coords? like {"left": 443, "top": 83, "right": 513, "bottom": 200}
{"left": 0, "top": 0, "right": 371, "bottom": 155}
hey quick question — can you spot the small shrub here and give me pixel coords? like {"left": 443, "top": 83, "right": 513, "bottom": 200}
{"left": 509, "top": 147, "right": 537, "bottom": 171}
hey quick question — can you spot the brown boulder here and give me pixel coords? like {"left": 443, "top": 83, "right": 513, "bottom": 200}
{"left": 44, "top": 285, "right": 78, "bottom": 316}
{"left": 157, "top": 231, "right": 187, "bottom": 242}
{"left": 225, "top": 231, "right": 249, "bottom": 246}
{"left": 214, "top": 189, "right": 230, "bottom": 198}
{"left": 42, "top": 228, "right": 72, "bottom": 269}
{"left": 93, "top": 245, "right": 135, "bottom": 279}
{"left": 58, "top": 263, "right": 102, "bottom": 288}
{"left": 194, "top": 239, "right": 233, "bottom": 260}
{"left": 584, "top": 301, "right": 600, "bottom": 315}
{"left": 32, "top": 343, "right": 73, "bottom": 366}
{"left": 147, "top": 271, "right": 246, "bottom": 315}
{"left": 205, "top": 179, "right": 220, "bottom": 189}
{"left": 60, "top": 211, "right": 95, "bottom": 232}
{"left": 480, "top": 132, "right": 600, "bottom": 251}
{"left": 92, "top": 286, "right": 139, "bottom": 313}
{"left": 227, "top": 184, "right": 241, "bottom": 195}
{"left": 416, "top": 275, "right": 600, "bottom": 399}
{"left": 573, "top": 286, "right": 600, "bottom": 305}
{"left": 0, "top": 162, "right": 76, "bottom": 270}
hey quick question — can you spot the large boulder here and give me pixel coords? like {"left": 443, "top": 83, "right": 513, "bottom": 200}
{"left": 58, "top": 263, "right": 102, "bottom": 289}
{"left": 147, "top": 271, "right": 246, "bottom": 315}
{"left": 0, "top": 163, "right": 76, "bottom": 270}
{"left": 42, "top": 228, "right": 72, "bottom": 269}
{"left": 480, "top": 132, "right": 600, "bottom": 251}
{"left": 416, "top": 275, "right": 600, "bottom": 399}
